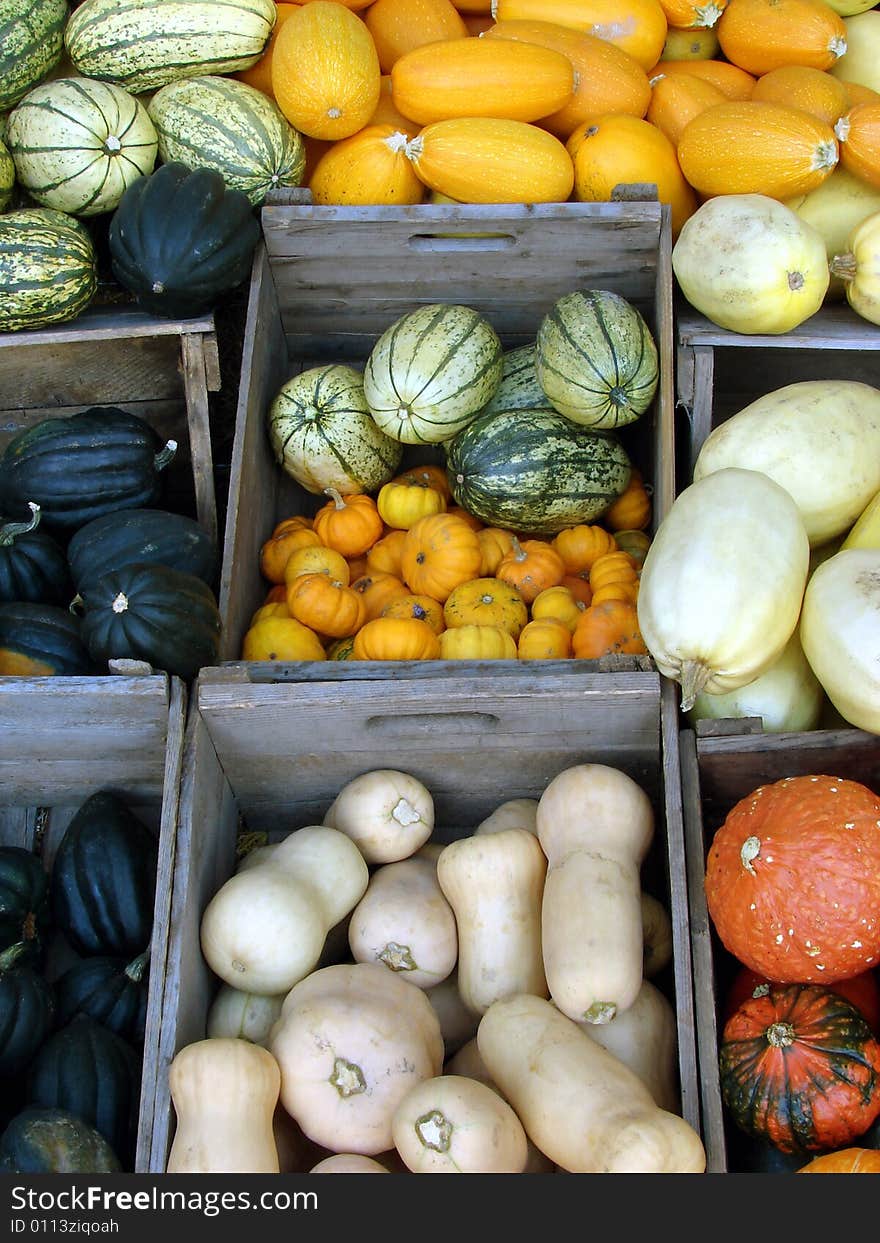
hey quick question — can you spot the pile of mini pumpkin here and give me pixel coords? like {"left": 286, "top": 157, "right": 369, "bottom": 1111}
{"left": 241, "top": 466, "right": 653, "bottom": 662}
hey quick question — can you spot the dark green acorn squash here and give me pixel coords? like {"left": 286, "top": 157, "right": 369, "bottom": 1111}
{"left": 0, "top": 407, "right": 177, "bottom": 534}
{"left": 55, "top": 951, "right": 149, "bottom": 1044}
{"left": 0, "top": 1106, "right": 121, "bottom": 1174}
{"left": 0, "top": 503, "right": 71, "bottom": 605}
{"left": 0, "top": 601, "right": 93, "bottom": 676}
{"left": 67, "top": 507, "right": 219, "bottom": 594}
{"left": 0, "top": 942, "right": 55, "bottom": 1076}
{"left": 108, "top": 161, "right": 261, "bottom": 320}
{"left": 26, "top": 1016, "right": 141, "bottom": 1165}
{"left": 0, "top": 846, "right": 50, "bottom": 965}
{"left": 79, "top": 562, "right": 222, "bottom": 679}
{"left": 50, "top": 790, "right": 157, "bottom": 959}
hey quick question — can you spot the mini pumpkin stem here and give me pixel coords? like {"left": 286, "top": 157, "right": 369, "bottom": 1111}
{"left": 154, "top": 439, "right": 177, "bottom": 471}
{"left": 125, "top": 949, "right": 150, "bottom": 983}
{"left": 829, "top": 252, "right": 857, "bottom": 282}
{"left": 0, "top": 501, "right": 41, "bottom": 546}
{"left": 509, "top": 535, "right": 528, "bottom": 563}
{"left": 678, "top": 658, "right": 711, "bottom": 713}
{"left": 323, "top": 487, "right": 347, "bottom": 510}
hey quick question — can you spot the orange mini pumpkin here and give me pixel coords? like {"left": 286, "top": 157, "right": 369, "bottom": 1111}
{"left": 313, "top": 488, "right": 385, "bottom": 557}
{"left": 401, "top": 512, "right": 482, "bottom": 602}
{"left": 603, "top": 468, "right": 653, "bottom": 531}
{"left": 366, "top": 528, "right": 408, "bottom": 578}
{"left": 561, "top": 573, "right": 594, "bottom": 606}
{"left": 446, "top": 506, "right": 483, "bottom": 531}
{"left": 517, "top": 617, "right": 572, "bottom": 659}
{"left": 496, "top": 535, "right": 565, "bottom": 604}
{"left": 350, "top": 571, "right": 411, "bottom": 620}
{"left": 381, "top": 592, "right": 446, "bottom": 633}
{"left": 287, "top": 572, "right": 368, "bottom": 638}
{"left": 553, "top": 523, "right": 618, "bottom": 573}
{"left": 588, "top": 549, "right": 639, "bottom": 593}
{"left": 590, "top": 579, "right": 640, "bottom": 605}
{"left": 476, "top": 527, "right": 517, "bottom": 576}
{"left": 260, "top": 525, "right": 322, "bottom": 583}
{"left": 352, "top": 615, "right": 442, "bottom": 659}
{"left": 571, "top": 599, "right": 648, "bottom": 658}
{"left": 797, "top": 1148, "right": 880, "bottom": 1173}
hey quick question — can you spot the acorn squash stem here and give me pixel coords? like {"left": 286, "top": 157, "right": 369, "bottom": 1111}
{"left": 0, "top": 502, "right": 41, "bottom": 546}
{"left": 154, "top": 440, "right": 178, "bottom": 472}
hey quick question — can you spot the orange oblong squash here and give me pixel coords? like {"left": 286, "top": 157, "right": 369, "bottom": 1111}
{"left": 752, "top": 65, "right": 850, "bottom": 126}
{"left": 365, "top": 0, "right": 468, "bottom": 73}
{"left": 271, "top": 1, "right": 381, "bottom": 140}
{"left": 491, "top": 0, "right": 669, "bottom": 71}
{"left": 658, "top": 0, "right": 727, "bottom": 30}
{"left": 840, "top": 81, "right": 880, "bottom": 110}
{"left": 647, "top": 56, "right": 755, "bottom": 98}
{"left": 390, "top": 36, "right": 576, "bottom": 126}
{"left": 405, "top": 117, "right": 575, "bottom": 203}
{"left": 660, "top": 25, "right": 720, "bottom": 61}
{"left": 567, "top": 113, "right": 698, "bottom": 237}
{"left": 716, "top": 0, "right": 848, "bottom": 76}
{"left": 483, "top": 20, "right": 652, "bottom": 138}
{"left": 309, "top": 124, "right": 426, "bottom": 205}
{"left": 836, "top": 103, "right": 880, "bottom": 191}
{"left": 235, "top": 3, "right": 302, "bottom": 98}
{"left": 676, "top": 100, "right": 840, "bottom": 198}
{"left": 368, "top": 76, "right": 421, "bottom": 136}
{"left": 647, "top": 71, "right": 727, "bottom": 147}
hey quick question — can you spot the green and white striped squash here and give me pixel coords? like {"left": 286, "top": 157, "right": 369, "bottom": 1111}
{"left": 0, "top": 139, "right": 14, "bottom": 213}
{"left": 64, "top": 0, "right": 276, "bottom": 95}
{"left": 364, "top": 303, "right": 503, "bottom": 445}
{"left": 6, "top": 78, "right": 157, "bottom": 217}
{"left": 0, "top": 207, "right": 98, "bottom": 332}
{"left": 267, "top": 364, "right": 403, "bottom": 497}
{"left": 147, "top": 76, "right": 305, "bottom": 208}
{"left": 445, "top": 408, "right": 632, "bottom": 535}
{"left": 535, "top": 289, "right": 659, "bottom": 430}
{"left": 479, "top": 343, "right": 555, "bottom": 418}
{"left": 0, "top": 0, "right": 67, "bottom": 113}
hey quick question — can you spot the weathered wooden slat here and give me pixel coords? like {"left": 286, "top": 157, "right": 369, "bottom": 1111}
{"left": 0, "top": 305, "right": 215, "bottom": 349}
{"left": 677, "top": 303, "right": 880, "bottom": 350}
{"left": 180, "top": 334, "right": 219, "bottom": 545}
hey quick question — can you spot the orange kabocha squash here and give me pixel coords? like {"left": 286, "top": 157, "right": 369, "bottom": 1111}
{"left": 369, "top": 76, "right": 420, "bottom": 135}
{"left": 381, "top": 593, "right": 446, "bottom": 633}
{"left": 309, "top": 124, "right": 425, "bottom": 204}
{"left": 405, "top": 117, "right": 575, "bottom": 203}
{"left": 716, "top": 0, "right": 847, "bottom": 76}
{"left": 552, "top": 524, "right": 618, "bottom": 573}
{"left": 646, "top": 71, "right": 727, "bottom": 146}
{"left": 390, "top": 36, "right": 576, "bottom": 126}
{"left": 353, "top": 615, "right": 441, "bottom": 659}
{"left": 260, "top": 525, "right": 322, "bottom": 584}
{"left": 287, "top": 572, "right": 368, "bottom": 637}
{"left": 676, "top": 100, "right": 839, "bottom": 198}
{"left": 313, "top": 489, "right": 384, "bottom": 557}
{"left": 571, "top": 598, "right": 648, "bottom": 657}
{"left": 443, "top": 577, "right": 529, "bottom": 637}
{"left": 377, "top": 479, "right": 448, "bottom": 528}
{"left": 797, "top": 1148, "right": 880, "bottom": 1173}
{"left": 271, "top": 1, "right": 381, "bottom": 140}
{"left": 837, "top": 103, "right": 880, "bottom": 190}
{"left": 491, "top": 0, "right": 669, "bottom": 71}
{"left": 658, "top": 0, "right": 727, "bottom": 29}
{"left": 647, "top": 56, "right": 756, "bottom": 98}
{"left": 567, "top": 113, "right": 698, "bottom": 237}
{"left": 235, "top": 2, "right": 302, "bottom": 97}
{"left": 242, "top": 615, "right": 327, "bottom": 662}
{"left": 365, "top": 0, "right": 467, "bottom": 73}
{"left": 483, "top": 21, "right": 652, "bottom": 138}
{"left": 496, "top": 536, "right": 566, "bottom": 604}
{"left": 752, "top": 65, "right": 850, "bottom": 125}
{"left": 401, "top": 512, "right": 482, "bottom": 601}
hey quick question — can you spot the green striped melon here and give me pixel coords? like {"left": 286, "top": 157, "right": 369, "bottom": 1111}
{"left": 0, "top": 0, "right": 67, "bottom": 113}
{"left": 479, "top": 343, "right": 555, "bottom": 418}
{"left": 535, "top": 289, "right": 660, "bottom": 430}
{"left": 0, "top": 207, "right": 98, "bottom": 332}
{"left": 64, "top": 0, "right": 276, "bottom": 95}
{"left": 147, "top": 75, "right": 305, "bottom": 208}
{"left": 0, "top": 138, "right": 14, "bottom": 213}
{"left": 6, "top": 78, "right": 157, "bottom": 217}
{"left": 445, "top": 408, "right": 632, "bottom": 535}
{"left": 267, "top": 364, "right": 403, "bottom": 497}
{"left": 364, "top": 303, "right": 503, "bottom": 445}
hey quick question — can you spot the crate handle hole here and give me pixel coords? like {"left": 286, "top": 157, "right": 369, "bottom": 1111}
{"left": 365, "top": 711, "right": 500, "bottom": 736}
{"left": 406, "top": 234, "right": 517, "bottom": 252}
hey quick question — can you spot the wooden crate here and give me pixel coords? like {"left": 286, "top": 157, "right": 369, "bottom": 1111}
{"left": 675, "top": 303, "right": 880, "bottom": 483}
{"left": 679, "top": 723, "right": 880, "bottom": 1173}
{"left": 0, "top": 303, "right": 222, "bottom": 544}
{"left": 144, "top": 672, "right": 700, "bottom": 1173}
{"left": 216, "top": 191, "right": 675, "bottom": 672}
{"left": 0, "top": 672, "right": 187, "bottom": 1173}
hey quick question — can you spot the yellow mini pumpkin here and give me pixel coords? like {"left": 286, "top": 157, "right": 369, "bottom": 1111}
{"left": 377, "top": 480, "right": 448, "bottom": 529}
{"left": 438, "top": 624, "right": 518, "bottom": 660}
{"left": 588, "top": 550, "right": 640, "bottom": 593}
{"left": 353, "top": 615, "right": 442, "bottom": 659}
{"left": 381, "top": 592, "right": 446, "bottom": 633}
{"left": 517, "top": 617, "right": 572, "bottom": 659}
{"left": 242, "top": 615, "right": 327, "bottom": 661}
{"left": 350, "top": 571, "right": 412, "bottom": 620}
{"left": 530, "top": 585, "right": 587, "bottom": 633}
{"left": 443, "top": 577, "right": 529, "bottom": 638}
{"left": 366, "top": 528, "right": 409, "bottom": 578}
{"left": 283, "top": 543, "right": 351, "bottom": 587}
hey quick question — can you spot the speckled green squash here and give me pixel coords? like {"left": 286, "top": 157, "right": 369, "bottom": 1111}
{"left": 0, "top": 207, "right": 97, "bottom": 332}
{"left": 479, "top": 343, "right": 555, "bottom": 418}
{"left": 0, "top": 138, "right": 15, "bottom": 213}
{"left": 0, "top": 0, "right": 67, "bottom": 113}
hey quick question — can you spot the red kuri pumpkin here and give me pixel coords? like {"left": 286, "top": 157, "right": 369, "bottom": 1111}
{"left": 719, "top": 983, "right": 880, "bottom": 1154}
{"left": 704, "top": 773, "right": 880, "bottom": 984}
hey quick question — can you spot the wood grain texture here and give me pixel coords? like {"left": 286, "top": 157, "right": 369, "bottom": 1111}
{"left": 677, "top": 303, "right": 880, "bottom": 350}
{"left": 180, "top": 334, "right": 219, "bottom": 544}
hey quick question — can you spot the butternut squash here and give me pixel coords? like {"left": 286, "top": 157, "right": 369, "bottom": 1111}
{"left": 474, "top": 797, "right": 539, "bottom": 836}
{"left": 425, "top": 970, "right": 480, "bottom": 1056}
{"left": 537, "top": 764, "right": 654, "bottom": 1023}
{"left": 641, "top": 892, "right": 674, "bottom": 978}
{"left": 323, "top": 768, "right": 434, "bottom": 863}
{"left": 578, "top": 979, "right": 680, "bottom": 1113}
{"left": 310, "top": 1154, "right": 390, "bottom": 1172}
{"left": 476, "top": 994, "right": 706, "bottom": 1172}
{"left": 391, "top": 1074, "right": 529, "bottom": 1172}
{"left": 206, "top": 985, "right": 286, "bottom": 1046}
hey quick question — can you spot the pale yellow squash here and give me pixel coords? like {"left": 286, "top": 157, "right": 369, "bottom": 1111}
{"left": 641, "top": 892, "right": 674, "bottom": 978}
{"left": 206, "top": 985, "right": 286, "bottom": 1046}
{"left": 391, "top": 1074, "right": 529, "bottom": 1173}
{"left": 687, "top": 629, "right": 825, "bottom": 732}
{"left": 310, "top": 1154, "right": 390, "bottom": 1172}
{"left": 829, "top": 207, "right": 880, "bottom": 324}
{"left": 842, "top": 485, "right": 880, "bottom": 548}
{"left": 425, "top": 970, "right": 480, "bottom": 1056}
{"left": 785, "top": 167, "right": 880, "bottom": 300}
{"left": 578, "top": 979, "right": 680, "bottom": 1114}
{"left": 474, "top": 797, "right": 539, "bottom": 836}
{"left": 323, "top": 768, "right": 434, "bottom": 863}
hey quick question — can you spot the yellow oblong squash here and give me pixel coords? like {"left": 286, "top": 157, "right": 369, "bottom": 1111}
{"left": 309, "top": 124, "right": 425, "bottom": 205}
{"left": 717, "top": 0, "right": 848, "bottom": 75}
{"left": 752, "top": 65, "right": 850, "bottom": 126}
{"left": 365, "top": 0, "right": 468, "bottom": 73}
{"left": 406, "top": 117, "right": 575, "bottom": 202}
{"left": 660, "top": 24, "right": 721, "bottom": 58}
{"left": 483, "top": 20, "right": 652, "bottom": 137}
{"left": 491, "top": 0, "right": 669, "bottom": 71}
{"left": 647, "top": 56, "right": 756, "bottom": 97}
{"left": 676, "top": 100, "right": 840, "bottom": 198}
{"left": 659, "top": 0, "right": 726, "bottom": 30}
{"left": 390, "top": 36, "right": 576, "bottom": 125}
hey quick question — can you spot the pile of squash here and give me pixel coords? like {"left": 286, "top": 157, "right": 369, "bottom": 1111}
{"left": 0, "top": 792, "right": 157, "bottom": 1173}
{"left": 168, "top": 762, "right": 708, "bottom": 1173}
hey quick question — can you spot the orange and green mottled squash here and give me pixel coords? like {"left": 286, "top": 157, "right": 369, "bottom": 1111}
{"left": 676, "top": 100, "right": 839, "bottom": 198}
{"left": 716, "top": 0, "right": 848, "bottom": 75}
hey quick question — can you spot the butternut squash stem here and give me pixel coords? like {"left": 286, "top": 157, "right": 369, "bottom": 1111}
{"left": 678, "top": 659, "right": 712, "bottom": 713}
